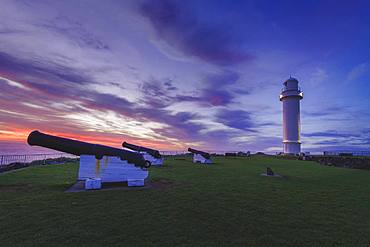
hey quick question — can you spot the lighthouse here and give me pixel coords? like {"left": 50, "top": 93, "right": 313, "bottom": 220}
{"left": 279, "top": 77, "right": 303, "bottom": 154}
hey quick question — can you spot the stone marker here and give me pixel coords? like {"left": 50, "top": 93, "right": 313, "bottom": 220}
{"left": 266, "top": 167, "right": 274, "bottom": 176}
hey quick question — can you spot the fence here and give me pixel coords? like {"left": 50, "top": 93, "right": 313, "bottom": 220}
{"left": 160, "top": 151, "right": 188, "bottom": 156}
{"left": 323, "top": 151, "right": 370, "bottom": 157}
{"left": 160, "top": 150, "right": 260, "bottom": 156}
{"left": 0, "top": 153, "right": 78, "bottom": 166}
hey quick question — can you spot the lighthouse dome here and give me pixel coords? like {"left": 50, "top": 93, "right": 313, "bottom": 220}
{"left": 283, "top": 77, "right": 299, "bottom": 90}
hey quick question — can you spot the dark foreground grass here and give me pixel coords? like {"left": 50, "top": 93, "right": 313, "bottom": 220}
{"left": 1, "top": 156, "right": 370, "bottom": 246}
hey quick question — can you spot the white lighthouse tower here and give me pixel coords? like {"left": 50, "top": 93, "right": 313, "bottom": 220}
{"left": 279, "top": 77, "right": 303, "bottom": 154}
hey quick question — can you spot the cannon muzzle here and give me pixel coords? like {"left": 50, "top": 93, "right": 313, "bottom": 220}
{"left": 188, "top": 148, "right": 211, "bottom": 160}
{"left": 27, "top": 131, "right": 149, "bottom": 168}
{"left": 122, "top": 142, "right": 162, "bottom": 159}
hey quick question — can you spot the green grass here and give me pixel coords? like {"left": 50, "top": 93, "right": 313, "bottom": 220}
{"left": 1, "top": 156, "right": 370, "bottom": 247}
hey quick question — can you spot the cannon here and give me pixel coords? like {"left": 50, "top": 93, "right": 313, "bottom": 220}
{"left": 123, "top": 142, "right": 163, "bottom": 166}
{"left": 122, "top": 142, "right": 161, "bottom": 159}
{"left": 28, "top": 130, "right": 148, "bottom": 167}
{"left": 188, "top": 148, "right": 211, "bottom": 159}
{"left": 27, "top": 131, "right": 150, "bottom": 187}
{"left": 188, "top": 148, "right": 212, "bottom": 164}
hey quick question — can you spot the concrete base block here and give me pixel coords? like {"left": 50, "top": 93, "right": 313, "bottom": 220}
{"left": 127, "top": 179, "right": 145, "bottom": 187}
{"left": 85, "top": 178, "right": 102, "bottom": 190}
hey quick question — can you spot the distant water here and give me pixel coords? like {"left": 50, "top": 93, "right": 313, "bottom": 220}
{"left": 0, "top": 142, "right": 60, "bottom": 155}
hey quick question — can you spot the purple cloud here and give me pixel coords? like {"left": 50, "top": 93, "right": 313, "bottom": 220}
{"left": 216, "top": 109, "right": 256, "bottom": 131}
{"left": 172, "top": 70, "right": 241, "bottom": 106}
{"left": 203, "top": 70, "right": 240, "bottom": 86}
{"left": 198, "top": 70, "right": 242, "bottom": 106}
{"left": 138, "top": 0, "right": 253, "bottom": 66}
{"left": 202, "top": 89, "right": 234, "bottom": 106}
{"left": 139, "top": 71, "right": 240, "bottom": 108}
{"left": 0, "top": 52, "right": 91, "bottom": 85}
{"left": 302, "top": 131, "right": 359, "bottom": 138}
{"left": 163, "top": 80, "right": 177, "bottom": 91}
{"left": 302, "top": 107, "right": 342, "bottom": 117}
{"left": 140, "top": 78, "right": 174, "bottom": 108}
{"left": 38, "top": 16, "right": 110, "bottom": 50}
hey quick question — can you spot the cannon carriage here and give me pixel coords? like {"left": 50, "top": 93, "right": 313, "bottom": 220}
{"left": 122, "top": 142, "right": 164, "bottom": 166}
{"left": 188, "top": 148, "right": 212, "bottom": 164}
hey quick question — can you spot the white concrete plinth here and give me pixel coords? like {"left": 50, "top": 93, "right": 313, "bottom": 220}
{"left": 85, "top": 178, "right": 102, "bottom": 190}
{"left": 78, "top": 155, "right": 148, "bottom": 185}
{"left": 193, "top": 154, "right": 212, "bottom": 164}
{"left": 127, "top": 179, "right": 145, "bottom": 187}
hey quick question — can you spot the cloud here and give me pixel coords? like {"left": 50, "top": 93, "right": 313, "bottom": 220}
{"left": 302, "top": 131, "right": 358, "bottom": 138}
{"left": 347, "top": 63, "right": 370, "bottom": 81}
{"left": 209, "top": 90, "right": 235, "bottom": 106}
{"left": 138, "top": 70, "right": 241, "bottom": 108}
{"left": 0, "top": 0, "right": 258, "bottom": 150}
{"left": 216, "top": 109, "right": 255, "bottom": 131}
{"left": 203, "top": 70, "right": 240, "bottom": 86}
{"left": 140, "top": 78, "right": 174, "bottom": 108}
{"left": 302, "top": 106, "right": 342, "bottom": 117}
{"left": 0, "top": 55, "right": 206, "bottom": 147}
{"left": 362, "top": 128, "right": 370, "bottom": 134}
{"left": 306, "top": 68, "right": 328, "bottom": 86}
{"left": 198, "top": 70, "right": 242, "bottom": 106}
{"left": 0, "top": 52, "right": 91, "bottom": 86}
{"left": 4, "top": 60, "right": 235, "bottom": 145}
{"left": 38, "top": 16, "right": 110, "bottom": 50}
{"left": 0, "top": 76, "right": 31, "bottom": 90}
{"left": 137, "top": 0, "right": 253, "bottom": 66}
{"left": 302, "top": 129, "right": 370, "bottom": 152}
{"left": 314, "top": 140, "right": 343, "bottom": 145}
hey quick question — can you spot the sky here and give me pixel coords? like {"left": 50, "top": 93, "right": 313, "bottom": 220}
{"left": 0, "top": 0, "right": 370, "bottom": 153}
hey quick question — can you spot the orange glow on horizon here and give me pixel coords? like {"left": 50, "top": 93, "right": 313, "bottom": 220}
{"left": 0, "top": 128, "right": 187, "bottom": 151}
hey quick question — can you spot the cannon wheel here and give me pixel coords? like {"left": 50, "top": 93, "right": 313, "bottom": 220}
{"left": 144, "top": 160, "right": 151, "bottom": 168}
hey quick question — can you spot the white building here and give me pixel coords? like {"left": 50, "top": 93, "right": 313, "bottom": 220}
{"left": 279, "top": 77, "right": 304, "bottom": 154}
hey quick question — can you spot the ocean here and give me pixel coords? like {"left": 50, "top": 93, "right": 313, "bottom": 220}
{"left": 0, "top": 142, "right": 78, "bottom": 166}
{"left": 0, "top": 142, "right": 60, "bottom": 155}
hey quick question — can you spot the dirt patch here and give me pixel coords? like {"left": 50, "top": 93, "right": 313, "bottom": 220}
{"left": 148, "top": 179, "right": 176, "bottom": 190}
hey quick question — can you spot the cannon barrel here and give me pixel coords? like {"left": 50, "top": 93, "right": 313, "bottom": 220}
{"left": 27, "top": 131, "right": 148, "bottom": 168}
{"left": 188, "top": 148, "right": 211, "bottom": 159}
{"left": 122, "top": 142, "right": 162, "bottom": 159}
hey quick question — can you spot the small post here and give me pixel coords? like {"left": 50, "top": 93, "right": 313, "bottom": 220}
{"left": 266, "top": 167, "right": 274, "bottom": 176}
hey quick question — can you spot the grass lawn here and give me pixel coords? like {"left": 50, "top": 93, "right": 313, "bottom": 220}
{"left": 1, "top": 156, "right": 370, "bottom": 247}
